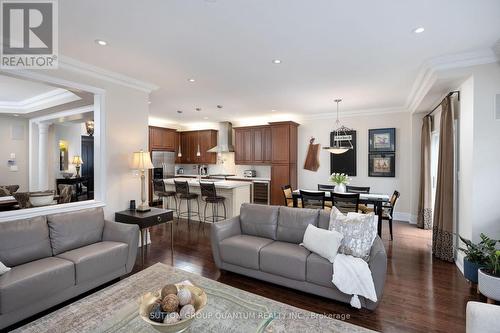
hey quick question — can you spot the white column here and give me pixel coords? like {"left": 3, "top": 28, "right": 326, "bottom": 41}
{"left": 38, "top": 123, "right": 50, "bottom": 191}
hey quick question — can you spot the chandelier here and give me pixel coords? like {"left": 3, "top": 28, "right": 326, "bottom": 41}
{"left": 322, "top": 99, "right": 353, "bottom": 154}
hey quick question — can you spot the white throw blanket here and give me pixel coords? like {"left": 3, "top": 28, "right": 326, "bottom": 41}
{"left": 332, "top": 254, "right": 377, "bottom": 309}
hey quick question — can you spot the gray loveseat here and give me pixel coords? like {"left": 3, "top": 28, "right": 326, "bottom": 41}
{"left": 0, "top": 207, "right": 139, "bottom": 329}
{"left": 211, "top": 204, "right": 387, "bottom": 310}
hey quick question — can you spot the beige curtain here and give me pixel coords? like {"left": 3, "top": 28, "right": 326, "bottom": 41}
{"left": 432, "top": 96, "right": 455, "bottom": 262}
{"left": 417, "top": 116, "right": 432, "bottom": 229}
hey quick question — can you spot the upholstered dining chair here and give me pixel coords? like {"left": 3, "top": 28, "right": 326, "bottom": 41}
{"left": 281, "top": 185, "right": 301, "bottom": 208}
{"left": 361, "top": 190, "right": 400, "bottom": 240}
{"left": 332, "top": 192, "right": 360, "bottom": 214}
{"left": 317, "top": 184, "right": 335, "bottom": 208}
{"left": 300, "top": 190, "right": 327, "bottom": 210}
{"left": 346, "top": 185, "right": 371, "bottom": 213}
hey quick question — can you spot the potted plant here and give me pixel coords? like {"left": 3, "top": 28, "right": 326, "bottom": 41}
{"left": 458, "top": 234, "right": 489, "bottom": 283}
{"left": 329, "top": 173, "right": 351, "bottom": 193}
{"left": 478, "top": 235, "right": 500, "bottom": 302}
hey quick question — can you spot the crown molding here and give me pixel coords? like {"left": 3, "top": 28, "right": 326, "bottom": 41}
{"left": 59, "top": 56, "right": 159, "bottom": 93}
{"left": 406, "top": 48, "right": 498, "bottom": 113}
{"left": 0, "top": 88, "right": 81, "bottom": 114}
{"left": 302, "top": 106, "right": 407, "bottom": 121}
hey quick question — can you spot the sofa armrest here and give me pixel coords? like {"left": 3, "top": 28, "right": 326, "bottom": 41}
{"left": 467, "top": 301, "right": 500, "bottom": 333}
{"left": 365, "top": 236, "right": 387, "bottom": 310}
{"left": 210, "top": 216, "right": 241, "bottom": 268}
{"left": 103, "top": 220, "right": 139, "bottom": 273}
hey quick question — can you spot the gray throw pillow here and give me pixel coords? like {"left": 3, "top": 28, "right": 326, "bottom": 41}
{"left": 328, "top": 207, "right": 377, "bottom": 261}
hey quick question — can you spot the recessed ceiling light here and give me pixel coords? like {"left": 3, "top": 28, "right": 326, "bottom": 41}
{"left": 195, "top": 107, "right": 202, "bottom": 112}
{"left": 216, "top": 105, "right": 223, "bottom": 109}
{"left": 271, "top": 109, "right": 277, "bottom": 112}
{"left": 177, "top": 110, "right": 183, "bottom": 114}
{"left": 413, "top": 27, "right": 425, "bottom": 34}
{"left": 95, "top": 39, "right": 108, "bottom": 46}
{"left": 272, "top": 59, "right": 281, "bottom": 64}
{"left": 188, "top": 78, "right": 196, "bottom": 82}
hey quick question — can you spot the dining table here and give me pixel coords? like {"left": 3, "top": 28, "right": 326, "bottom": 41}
{"left": 292, "top": 190, "right": 390, "bottom": 237}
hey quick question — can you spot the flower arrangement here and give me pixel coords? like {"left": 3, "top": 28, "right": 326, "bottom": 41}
{"left": 329, "top": 173, "right": 351, "bottom": 185}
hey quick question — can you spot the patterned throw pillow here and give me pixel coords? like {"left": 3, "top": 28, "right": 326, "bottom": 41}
{"left": 0, "top": 261, "right": 10, "bottom": 276}
{"left": 328, "top": 207, "right": 377, "bottom": 261}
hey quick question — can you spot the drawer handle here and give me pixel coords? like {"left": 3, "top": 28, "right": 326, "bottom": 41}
{"left": 157, "top": 216, "right": 162, "bottom": 222}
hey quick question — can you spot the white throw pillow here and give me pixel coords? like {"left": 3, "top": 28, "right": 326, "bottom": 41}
{"left": 328, "top": 207, "right": 377, "bottom": 261}
{"left": 0, "top": 261, "right": 10, "bottom": 276}
{"left": 301, "top": 224, "right": 343, "bottom": 263}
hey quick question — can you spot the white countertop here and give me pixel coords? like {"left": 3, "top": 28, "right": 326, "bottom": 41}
{"left": 173, "top": 174, "right": 270, "bottom": 182}
{"left": 164, "top": 178, "right": 251, "bottom": 189}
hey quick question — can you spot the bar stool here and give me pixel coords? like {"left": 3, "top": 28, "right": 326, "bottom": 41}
{"left": 152, "top": 180, "right": 178, "bottom": 214}
{"left": 174, "top": 180, "right": 200, "bottom": 223}
{"left": 200, "top": 182, "right": 226, "bottom": 224}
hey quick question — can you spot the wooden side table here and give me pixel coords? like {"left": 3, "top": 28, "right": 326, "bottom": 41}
{"left": 115, "top": 208, "right": 174, "bottom": 265}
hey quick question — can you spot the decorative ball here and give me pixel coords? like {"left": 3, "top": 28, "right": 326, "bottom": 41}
{"left": 179, "top": 304, "right": 195, "bottom": 319}
{"left": 149, "top": 304, "right": 168, "bottom": 323}
{"left": 163, "top": 312, "right": 181, "bottom": 324}
{"left": 177, "top": 288, "right": 192, "bottom": 306}
{"left": 160, "top": 284, "right": 178, "bottom": 298}
{"left": 161, "top": 294, "right": 179, "bottom": 312}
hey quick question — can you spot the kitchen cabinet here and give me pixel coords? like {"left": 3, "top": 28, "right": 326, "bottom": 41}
{"left": 179, "top": 130, "right": 217, "bottom": 164}
{"left": 175, "top": 132, "right": 181, "bottom": 164}
{"left": 234, "top": 126, "right": 271, "bottom": 165}
{"left": 149, "top": 126, "right": 176, "bottom": 151}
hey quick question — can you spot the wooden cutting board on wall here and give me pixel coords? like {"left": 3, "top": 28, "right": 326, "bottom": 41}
{"left": 304, "top": 138, "right": 320, "bottom": 171}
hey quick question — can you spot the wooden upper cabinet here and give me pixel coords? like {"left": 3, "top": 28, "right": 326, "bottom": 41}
{"left": 175, "top": 132, "right": 181, "bottom": 164}
{"left": 178, "top": 130, "right": 217, "bottom": 164}
{"left": 234, "top": 126, "right": 272, "bottom": 165}
{"left": 149, "top": 126, "right": 176, "bottom": 151}
{"left": 270, "top": 125, "right": 289, "bottom": 164}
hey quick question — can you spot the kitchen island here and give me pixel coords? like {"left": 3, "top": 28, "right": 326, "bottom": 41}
{"left": 163, "top": 178, "right": 251, "bottom": 222}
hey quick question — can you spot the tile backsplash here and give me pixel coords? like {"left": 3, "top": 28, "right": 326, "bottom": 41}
{"left": 176, "top": 152, "right": 271, "bottom": 178}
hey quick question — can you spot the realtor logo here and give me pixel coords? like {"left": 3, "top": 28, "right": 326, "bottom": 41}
{"left": 1, "top": 0, "right": 58, "bottom": 68}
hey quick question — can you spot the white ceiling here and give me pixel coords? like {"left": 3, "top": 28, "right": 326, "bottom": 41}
{"left": 58, "top": 0, "right": 500, "bottom": 123}
{"left": 0, "top": 75, "right": 58, "bottom": 102}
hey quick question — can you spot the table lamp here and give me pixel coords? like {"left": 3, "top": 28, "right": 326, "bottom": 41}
{"left": 131, "top": 150, "right": 154, "bottom": 212}
{"left": 71, "top": 156, "right": 84, "bottom": 177}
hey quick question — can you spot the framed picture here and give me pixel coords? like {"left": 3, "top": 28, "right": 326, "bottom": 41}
{"left": 369, "top": 153, "right": 395, "bottom": 177}
{"left": 369, "top": 128, "right": 396, "bottom": 152}
{"left": 330, "top": 130, "right": 357, "bottom": 176}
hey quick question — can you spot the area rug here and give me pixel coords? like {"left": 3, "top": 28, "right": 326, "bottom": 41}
{"left": 14, "top": 263, "right": 376, "bottom": 333}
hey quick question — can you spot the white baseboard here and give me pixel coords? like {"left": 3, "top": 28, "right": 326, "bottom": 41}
{"left": 393, "top": 212, "right": 417, "bottom": 224}
{"left": 456, "top": 251, "right": 465, "bottom": 275}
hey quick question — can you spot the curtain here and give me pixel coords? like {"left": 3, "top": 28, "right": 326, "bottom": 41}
{"left": 417, "top": 116, "right": 432, "bottom": 229}
{"left": 432, "top": 96, "right": 455, "bottom": 262}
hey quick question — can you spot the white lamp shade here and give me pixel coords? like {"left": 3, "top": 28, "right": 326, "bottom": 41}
{"left": 131, "top": 150, "right": 154, "bottom": 170}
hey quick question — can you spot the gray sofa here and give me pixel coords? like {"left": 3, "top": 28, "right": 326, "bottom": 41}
{"left": 211, "top": 203, "right": 387, "bottom": 310}
{"left": 0, "top": 207, "right": 139, "bottom": 329}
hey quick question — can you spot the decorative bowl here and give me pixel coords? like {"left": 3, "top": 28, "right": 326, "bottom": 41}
{"left": 29, "top": 191, "right": 55, "bottom": 207}
{"left": 61, "top": 172, "right": 74, "bottom": 179}
{"left": 139, "top": 284, "right": 207, "bottom": 333}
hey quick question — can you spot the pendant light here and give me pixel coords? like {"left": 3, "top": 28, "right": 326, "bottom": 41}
{"left": 177, "top": 142, "right": 182, "bottom": 158}
{"left": 322, "top": 99, "right": 353, "bottom": 154}
{"left": 196, "top": 132, "right": 201, "bottom": 157}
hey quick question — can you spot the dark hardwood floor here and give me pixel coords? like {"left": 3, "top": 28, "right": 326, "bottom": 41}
{"left": 133, "top": 219, "right": 483, "bottom": 333}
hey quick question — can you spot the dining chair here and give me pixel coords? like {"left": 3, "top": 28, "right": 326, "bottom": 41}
{"left": 345, "top": 186, "right": 371, "bottom": 213}
{"left": 332, "top": 192, "right": 360, "bottom": 214}
{"left": 317, "top": 184, "right": 335, "bottom": 208}
{"left": 300, "top": 190, "right": 326, "bottom": 210}
{"left": 281, "top": 185, "right": 301, "bottom": 208}
{"left": 361, "top": 190, "right": 400, "bottom": 240}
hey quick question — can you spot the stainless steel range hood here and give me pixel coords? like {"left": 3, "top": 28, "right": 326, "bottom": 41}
{"left": 207, "top": 121, "right": 234, "bottom": 153}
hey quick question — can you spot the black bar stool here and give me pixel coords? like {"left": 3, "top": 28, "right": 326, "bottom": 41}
{"left": 174, "top": 180, "right": 200, "bottom": 223}
{"left": 200, "top": 182, "right": 226, "bottom": 224}
{"left": 152, "top": 179, "right": 177, "bottom": 214}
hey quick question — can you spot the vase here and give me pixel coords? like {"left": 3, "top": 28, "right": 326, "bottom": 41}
{"left": 478, "top": 268, "right": 500, "bottom": 302}
{"left": 335, "top": 183, "right": 346, "bottom": 193}
{"left": 463, "top": 258, "right": 482, "bottom": 284}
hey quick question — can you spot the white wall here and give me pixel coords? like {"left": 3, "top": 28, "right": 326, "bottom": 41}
{"left": 0, "top": 115, "right": 29, "bottom": 191}
{"left": 469, "top": 63, "right": 500, "bottom": 241}
{"left": 297, "top": 111, "right": 413, "bottom": 220}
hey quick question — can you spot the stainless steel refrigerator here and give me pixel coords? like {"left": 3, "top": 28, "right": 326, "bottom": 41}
{"left": 151, "top": 151, "right": 176, "bottom": 179}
